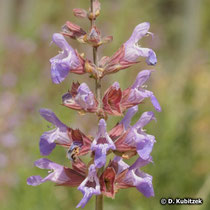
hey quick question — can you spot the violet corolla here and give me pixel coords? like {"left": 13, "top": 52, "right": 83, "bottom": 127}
{"left": 129, "top": 70, "right": 161, "bottom": 112}
{"left": 39, "top": 108, "right": 70, "bottom": 156}
{"left": 124, "top": 22, "right": 157, "bottom": 65}
{"left": 77, "top": 164, "right": 101, "bottom": 208}
{"left": 91, "top": 119, "right": 116, "bottom": 168}
{"left": 50, "top": 33, "right": 84, "bottom": 84}
{"left": 27, "top": 158, "right": 85, "bottom": 186}
{"left": 62, "top": 82, "right": 98, "bottom": 113}
{"left": 124, "top": 111, "right": 156, "bottom": 160}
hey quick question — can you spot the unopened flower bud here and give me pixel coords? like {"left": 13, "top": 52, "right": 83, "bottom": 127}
{"left": 62, "top": 21, "right": 86, "bottom": 40}
{"left": 73, "top": 8, "right": 88, "bottom": 18}
{"left": 86, "top": 26, "right": 101, "bottom": 47}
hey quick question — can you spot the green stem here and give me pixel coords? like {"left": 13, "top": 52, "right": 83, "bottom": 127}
{"left": 95, "top": 77, "right": 101, "bottom": 109}
{"left": 95, "top": 194, "right": 103, "bottom": 210}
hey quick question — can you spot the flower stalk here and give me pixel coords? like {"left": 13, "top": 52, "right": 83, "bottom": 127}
{"left": 96, "top": 194, "right": 103, "bottom": 210}
{"left": 90, "top": 0, "right": 101, "bottom": 113}
{"left": 93, "top": 47, "right": 101, "bottom": 111}
{"left": 90, "top": 0, "right": 103, "bottom": 208}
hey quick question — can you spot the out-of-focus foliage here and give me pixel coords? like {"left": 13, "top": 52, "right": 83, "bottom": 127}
{"left": 0, "top": 0, "right": 210, "bottom": 209}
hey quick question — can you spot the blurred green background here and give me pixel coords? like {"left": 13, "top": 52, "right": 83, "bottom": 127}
{"left": 0, "top": 0, "right": 210, "bottom": 210}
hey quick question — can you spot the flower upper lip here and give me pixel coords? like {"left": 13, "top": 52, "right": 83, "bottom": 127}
{"left": 126, "top": 22, "right": 150, "bottom": 44}
{"left": 124, "top": 22, "right": 157, "bottom": 65}
{"left": 50, "top": 33, "right": 81, "bottom": 84}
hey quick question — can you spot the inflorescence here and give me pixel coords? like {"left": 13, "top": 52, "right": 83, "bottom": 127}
{"left": 27, "top": 0, "right": 161, "bottom": 208}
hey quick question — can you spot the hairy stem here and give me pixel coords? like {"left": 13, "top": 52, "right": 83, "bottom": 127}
{"left": 95, "top": 77, "right": 101, "bottom": 108}
{"left": 93, "top": 46, "right": 98, "bottom": 65}
{"left": 90, "top": 1, "right": 101, "bottom": 110}
{"left": 93, "top": 46, "right": 101, "bottom": 109}
{"left": 90, "top": 1, "right": 103, "bottom": 210}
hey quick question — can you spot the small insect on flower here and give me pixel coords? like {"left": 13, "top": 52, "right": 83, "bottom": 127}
{"left": 67, "top": 143, "right": 81, "bottom": 161}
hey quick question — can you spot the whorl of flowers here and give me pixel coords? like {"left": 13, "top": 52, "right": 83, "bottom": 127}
{"left": 27, "top": 0, "right": 161, "bottom": 208}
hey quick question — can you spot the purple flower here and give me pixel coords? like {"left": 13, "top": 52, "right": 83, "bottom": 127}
{"left": 124, "top": 22, "right": 157, "bottom": 65}
{"left": 62, "top": 82, "right": 98, "bottom": 113}
{"left": 114, "top": 156, "right": 154, "bottom": 197}
{"left": 128, "top": 169, "right": 154, "bottom": 197}
{"left": 91, "top": 119, "right": 116, "bottom": 168}
{"left": 75, "top": 83, "right": 95, "bottom": 111}
{"left": 50, "top": 33, "right": 80, "bottom": 84}
{"left": 128, "top": 70, "right": 161, "bottom": 112}
{"left": 27, "top": 158, "right": 71, "bottom": 186}
{"left": 125, "top": 112, "right": 156, "bottom": 160}
{"left": 120, "top": 105, "right": 138, "bottom": 130}
{"left": 39, "top": 108, "right": 70, "bottom": 156}
{"left": 77, "top": 164, "right": 101, "bottom": 208}
{"left": 113, "top": 156, "right": 130, "bottom": 174}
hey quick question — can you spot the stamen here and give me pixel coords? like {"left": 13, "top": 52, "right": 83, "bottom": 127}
{"left": 48, "top": 169, "right": 53, "bottom": 174}
{"left": 146, "top": 32, "right": 154, "bottom": 39}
